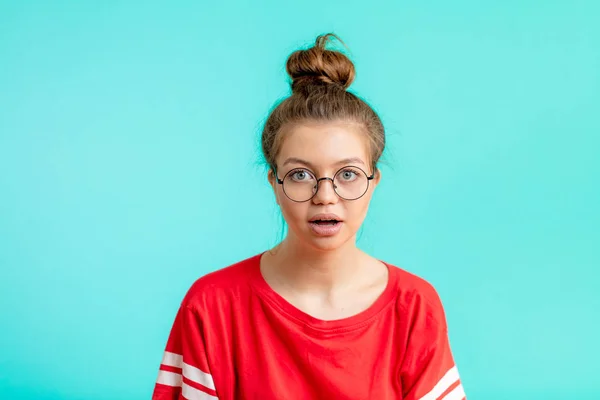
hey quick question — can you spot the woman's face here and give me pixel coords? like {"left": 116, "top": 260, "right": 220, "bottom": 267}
{"left": 269, "top": 121, "right": 380, "bottom": 252}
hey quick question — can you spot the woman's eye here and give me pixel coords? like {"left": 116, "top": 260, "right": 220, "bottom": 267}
{"left": 340, "top": 170, "right": 357, "bottom": 180}
{"left": 291, "top": 170, "right": 311, "bottom": 181}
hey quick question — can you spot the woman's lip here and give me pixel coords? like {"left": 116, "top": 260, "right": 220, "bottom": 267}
{"left": 308, "top": 221, "right": 343, "bottom": 236}
{"left": 309, "top": 213, "right": 343, "bottom": 222}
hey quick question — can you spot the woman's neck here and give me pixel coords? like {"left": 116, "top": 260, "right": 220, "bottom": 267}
{"left": 265, "top": 235, "right": 366, "bottom": 293}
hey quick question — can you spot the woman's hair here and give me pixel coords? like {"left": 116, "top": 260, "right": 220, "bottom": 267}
{"left": 261, "top": 33, "right": 385, "bottom": 173}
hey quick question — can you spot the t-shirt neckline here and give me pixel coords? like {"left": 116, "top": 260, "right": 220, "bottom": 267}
{"left": 248, "top": 252, "right": 398, "bottom": 334}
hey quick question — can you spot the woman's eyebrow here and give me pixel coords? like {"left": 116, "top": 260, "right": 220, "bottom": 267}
{"left": 282, "top": 157, "right": 313, "bottom": 168}
{"left": 335, "top": 157, "right": 365, "bottom": 166}
{"left": 282, "top": 157, "right": 365, "bottom": 167}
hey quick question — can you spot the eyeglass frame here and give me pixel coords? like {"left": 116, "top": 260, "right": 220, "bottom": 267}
{"left": 273, "top": 165, "right": 376, "bottom": 203}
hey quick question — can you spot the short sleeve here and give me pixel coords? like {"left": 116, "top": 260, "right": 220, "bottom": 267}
{"left": 400, "top": 293, "right": 466, "bottom": 400}
{"left": 152, "top": 304, "right": 219, "bottom": 400}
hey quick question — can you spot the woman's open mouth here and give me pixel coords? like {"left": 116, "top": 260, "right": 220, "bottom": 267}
{"left": 308, "top": 215, "right": 343, "bottom": 237}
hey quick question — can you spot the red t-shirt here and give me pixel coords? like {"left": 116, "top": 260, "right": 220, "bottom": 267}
{"left": 152, "top": 253, "right": 466, "bottom": 400}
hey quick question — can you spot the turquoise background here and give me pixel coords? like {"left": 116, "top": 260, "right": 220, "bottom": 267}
{"left": 1, "top": 1, "right": 599, "bottom": 399}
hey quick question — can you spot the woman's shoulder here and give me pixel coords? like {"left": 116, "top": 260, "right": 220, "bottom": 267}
{"left": 180, "top": 252, "right": 262, "bottom": 310}
{"left": 384, "top": 260, "right": 449, "bottom": 325}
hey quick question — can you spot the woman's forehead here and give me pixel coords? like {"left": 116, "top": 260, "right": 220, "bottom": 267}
{"left": 277, "top": 122, "right": 370, "bottom": 168}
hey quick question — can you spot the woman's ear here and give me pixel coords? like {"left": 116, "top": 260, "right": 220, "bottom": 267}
{"left": 372, "top": 167, "right": 382, "bottom": 186}
{"left": 268, "top": 169, "right": 276, "bottom": 188}
{"left": 268, "top": 169, "right": 280, "bottom": 205}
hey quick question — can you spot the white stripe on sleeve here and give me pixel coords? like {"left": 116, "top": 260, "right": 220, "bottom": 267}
{"left": 418, "top": 366, "right": 460, "bottom": 400}
{"left": 442, "top": 383, "right": 465, "bottom": 400}
{"left": 162, "top": 351, "right": 184, "bottom": 368}
{"left": 182, "top": 382, "right": 219, "bottom": 400}
{"left": 183, "top": 362, "right": 216, "bottom": 391}
{"left": 156, "top": 370, "right": 182, "bottom": 387}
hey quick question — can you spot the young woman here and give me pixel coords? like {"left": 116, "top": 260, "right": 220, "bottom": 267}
{"left": 152, "top": 34, "right": 466, "bottom": 400}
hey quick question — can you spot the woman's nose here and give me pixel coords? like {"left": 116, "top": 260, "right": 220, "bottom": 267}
{"left": 312, "top": 178, "right": 338, "bottom": 204}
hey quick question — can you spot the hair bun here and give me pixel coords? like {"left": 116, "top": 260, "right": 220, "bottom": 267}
{"left": 286, "top": 33, "right": 356, "bottom": 93}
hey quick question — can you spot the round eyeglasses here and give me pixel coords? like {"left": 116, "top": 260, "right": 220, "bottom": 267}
{"left": 274, "top": 166, "right": 375, "bottom": 202}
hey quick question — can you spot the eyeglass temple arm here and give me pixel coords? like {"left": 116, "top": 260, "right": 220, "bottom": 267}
{"left": 272, "top": 167, "right": 284, "bottom": 184}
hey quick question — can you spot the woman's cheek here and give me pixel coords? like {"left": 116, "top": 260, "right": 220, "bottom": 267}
{"left": 349, "top": 203, "right": 369, "bottom": 231}
{"left": 281, "top": 203, "right": 305, "bottom": 230}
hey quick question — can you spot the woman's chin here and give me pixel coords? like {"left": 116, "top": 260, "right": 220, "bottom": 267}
{"left": 303, "top": 232, "right": 356, "bottom": 252}
{"left": 285, "top": 225, "right": 357, "bottom": 252}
